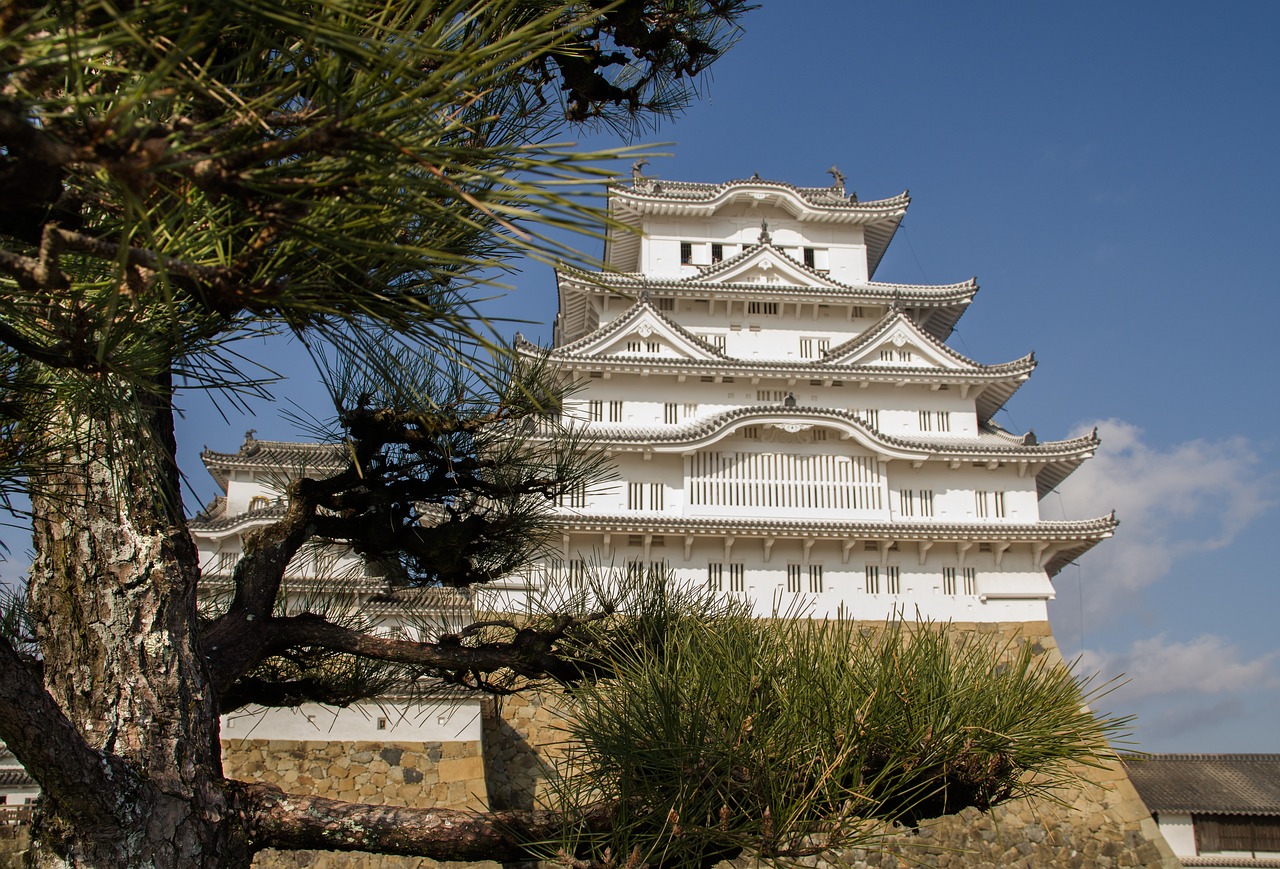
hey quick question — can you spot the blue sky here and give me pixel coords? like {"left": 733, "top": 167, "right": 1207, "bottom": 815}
{"left": 13, "top": 2, "right": 1276, "bottom": 753}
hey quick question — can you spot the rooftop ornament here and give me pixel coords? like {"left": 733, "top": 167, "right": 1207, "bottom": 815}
{"left": 758, "top": 218, "right": 771, "bottom": 244}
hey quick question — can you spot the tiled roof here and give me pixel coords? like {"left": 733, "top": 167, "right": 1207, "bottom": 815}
{"left": 543, "top": 293, "right": 730, "bottom": 360}
{"left": 566, "top": 405, "right": 1096, "bottom": 457}
{"left": 200, "top": 437, "right": 348, "bottom": 490}
{"left": 0, "top": 768, "right": 34, "bottom": 788}
{"left": 612, "top": 177, "right": 909, "bottom": 212}
{"left": 550, "top": 514, "right": 1116, "bottom": 577}
{"left": 1125, "top": 754, "right": 1280, "bottom": 816}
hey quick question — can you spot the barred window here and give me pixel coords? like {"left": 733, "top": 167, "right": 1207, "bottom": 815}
{"left": 886, "top": 566, "right": 900, "bottom": 595}
{"left": 664, "top": 402, "right": 680, "bottom": 424}
{"left": 748, "top": 301, "right": 779, "bottom": 316}
{"left": 657, "top": 297, "right": 675, "bottom": 311}
{"left": 865, "top": 565, "right": 880, "bottom": 594}
{"left": 565, "top": 559, "right": 588, "bottom": 589}
{"left": 857, "top": 408, "right": 880, "bottom": 429}
{"left": 942, "top": 567, "right": 957, "bottom": 595}
{"left": 808, "top": 565, "right": 824, "bottom": 593}
{"left": 729, "top": 563, "right": 745, "bottom": 592}
{"left": 711, "top": 243, "right": 724, "bottom": 263}
{"left": 680, "top": 241, "right": 692, "bottom": 264}
{"left": 561, "top": 483, "right": 587, "bottom": 508}
{"left": 963, "top": 567, "right": 977, "bottom": 595}
{"left": 707, "top": 562, "right": 724, "bottom": 592}
{"left": 608, "top": 400, "right": 623, "bottom": 422}
{"left": 786, "top": 564, "right": 802, "bottom": 593}
{"left": 588, "top": 400, "right": 602, "bottom": 422}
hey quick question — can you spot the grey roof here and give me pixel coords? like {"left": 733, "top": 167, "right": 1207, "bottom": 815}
{"left": 1125, "top": 754, "right": 1280, "bottom": 816}
{"left": 550, "top": 514, "right": 1117, "bottom": 578}
{"left": 0, "top": 768, "right": 34, "bottom": 789}
{"left": 200, "top": 436, "right": 348, "bottom": 491}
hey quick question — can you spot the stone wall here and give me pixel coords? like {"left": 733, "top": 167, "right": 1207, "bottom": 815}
{"left": 222, "top": 738, "right": 490, "bottom": 869}
{"left": 219, "top": 618, "right": 1181, "bottom": 868}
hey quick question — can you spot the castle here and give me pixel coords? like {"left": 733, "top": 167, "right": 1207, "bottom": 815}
{"left": 178, "top": 172, "right": 1179, "bottom": 868}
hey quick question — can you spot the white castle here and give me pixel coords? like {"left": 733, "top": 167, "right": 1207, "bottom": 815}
{"left": 513, "top": 170, "right": 1113, "bottom": 623}
{"left": 162, "top": 171, "right": 1116, "bottom": 805}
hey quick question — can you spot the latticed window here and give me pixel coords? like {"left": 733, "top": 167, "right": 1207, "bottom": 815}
{"left": 748, "top": 301, "right": 779, "bottom": 315}
{"left": 216, "top": 551, "right": 239, "bottom": 574}
{"left": 857, "top": 408, "right": 880, "bottom": 429}
{"left": 588, "top": 400, "right": 602, "bottom": 422}
{"left": 808, "top": 565, "right": 823, "bottom": 593}
{"left": 680, "top": 241, "right": 692, "bottom": 264}
{"left": 562, "top": 483, "right": 587, "bottom": 508}
{"left": 565, "top": 559, "right": 588, "bottom": 589}
{"left": 728, "top": 563, "right": 745, "bottom": 592}
{"left": 885, "top": 566, "right": 901, "bottom": 595}
{"left": 962, "top": 567, "right": 977, "bottom": 595}
{"left": 645, "top": 340, "right": 661, "bottom": 353}
{"left": 608, "top": 400, "right": 623, "bottom": 422}
{"left": 942, "top": 567, "right": 957, "bottom": 595}
{"left": 664, "top": 402, "right": 679, "bottom": 424}
{"left": 657, "top": 297, "right": 675, "bottom": 311}
{"left": 1194, "top": 814, "right": 1280, "bottom": 854}
{"left": 711, "top": 243, "right": 724, "bottom": 263}
{"left": 786, "top": 564, "right": 802, "bottom": 593}
{"left": 625, "top": 340, "right": 641, "bottom": 352}
{"left": 865, "top": 565, "right": 880, "bottom": 594}
{"left": 920, "top": 490, "right": 935, "bottom": 517}
{"left": 707, "top": 562, "right": 723, "bottom": 592}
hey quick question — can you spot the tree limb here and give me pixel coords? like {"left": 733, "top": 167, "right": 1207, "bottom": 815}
{"left": 0, "top": 633, "right": 138, "bottom": 826}
{"left": 241, "top": 781, "right": 613, "bottom": 862}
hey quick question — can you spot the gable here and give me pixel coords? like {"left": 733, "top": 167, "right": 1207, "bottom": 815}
{"left": 828, "top": 320, "right": 965, "bottom": 370}
{"left": 571, "top": 306, "right": 725, "bottom": 362}
{"left": 692, "top": 244, "right": 843, "bottom": 289}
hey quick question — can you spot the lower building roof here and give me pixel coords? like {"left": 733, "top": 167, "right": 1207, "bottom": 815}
{"left": 1124, "top": 754, "right": 1280, "bottom": 816}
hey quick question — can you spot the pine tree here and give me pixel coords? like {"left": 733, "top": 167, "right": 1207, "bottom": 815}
{"left": 0, "top": 2, "right": 751, "bottom": 864}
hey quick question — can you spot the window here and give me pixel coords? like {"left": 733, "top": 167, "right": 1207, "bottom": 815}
{"left": 799, "top": 337, "right": 829, "bottom": 359}
{"left": 942, "top": 567, "right": 977, "bottom": 595}
{"left": 646, "top": 340, "right": 661, "bottom": 353}
{"left": 565, "top": 559, "right": 588, "bottom": 589}
{"left": 729, "top": 563, "right": 745, "bottom": 592}
{"left": 851, "top": 306, "right": 865, "bottom": 319}
{"left": 748, "top": 301, "right": 779, "bottom": 316}
{"left": 680, "top": 241, "right": 692, "bottom": 264}
{"left": 808, "top": 565, "right": 823, "bottom": 593}
{"left": 561, "top": 483, "right": 587, "bottom": 508}
{"left": 704, "top": 334, "right": 726, "bottom": 352}
{"left": 588, "top": 400, "right": 602, "bottom": 422}
{"left": 608, "top": 400, "right": 623, "bottom": 422}
{"left": 976, "top": 490, "right": 1003, "bottom": 518}
{"left": 664, "top": 402, "right": 680, "bottom": 424}
{"left": 899, "top": 489, "right": 935, "bottom": 517}
{"left": 756, "top": 389, "right": 786, "bottom": 402}
{"left": 625, "top": 340, "right": 641, "bottom": 353}
{"left": 865, "top": 565, "right": 880, "bottom": 594}
{"left": 857, "top": 408, "right": 880, "bottom": 429}
{"left": 882, "top": 348, "right": 913, "bottom": 363}
{"left": 627, "top": 483, "right": 663, "bottom": 511}
{"left": 656, "top": 297, "right": 675, "bottom": 311}
{"left": 1194, "top": 814, "right": 1280, "bottom": 855}
{"left": 711, "top": 243, "right": 724, "bottom": 263}
{"left": 248, "top": 495, "right": 271, "bottom": 511}
{"left": 216, "top": 551, "right": 239, "bottom": 574}
{"left": 919, "top": 410, "right": 951, "bottom": 432}
{"left": 786, "top": 564, "right": 803, "bottom": 593}
{"left": 803, "top": 247, "right": 816, "bottom": 268}
{"left": 886, "top": 566, "right": 901, "bottom": 595}
{"left": 741, "top": 426, "right": 760, "bottom": 439}
{"left": 707, "top": 562, "right": 723, "bottom": 592}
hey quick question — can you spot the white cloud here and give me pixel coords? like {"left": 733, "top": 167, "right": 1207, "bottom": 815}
{"left": 1048, "top": 419, "right": 1274, "bottom": 616}
{"left": 1080, "top": 633, "right": 1280, "bottom": 700}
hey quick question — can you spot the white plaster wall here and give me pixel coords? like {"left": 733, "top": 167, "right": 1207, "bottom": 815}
{"left": 221, "top": 698, "right": 484, "bottom": 744}
{"left": 539, "top": 535, "right": 1050, "bottom": 623}
{"left": 641, "top": 213, "right": 869, "bottom": 282}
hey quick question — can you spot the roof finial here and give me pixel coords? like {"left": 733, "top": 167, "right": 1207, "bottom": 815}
{"left": 638, "top": 287, "right": 652, "bottom": 303}
{"left": 783, "top": 391, "right": 797, "bottom": 408}
{"left": 631, "top": 158, "right": 649, "bottom": 185}
{"left": 241, "top": 429, "right": 258, "bottom": 454}
{"left": 827, "top": 164, "right": 846, "bottom": 190}
{"left": 758, "top": 218, "right": 771, "bottom": 245}
{"left": 750, "top": 171, "right": 761, "bottom": 181}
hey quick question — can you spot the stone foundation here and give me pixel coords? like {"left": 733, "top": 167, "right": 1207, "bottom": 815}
{"left": 220, "top": 619, "right": 1180, "bottom": 868}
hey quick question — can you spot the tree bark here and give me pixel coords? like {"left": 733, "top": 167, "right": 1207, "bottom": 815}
{"left": 22, "top": 377, "right": 254, "bottom": 867}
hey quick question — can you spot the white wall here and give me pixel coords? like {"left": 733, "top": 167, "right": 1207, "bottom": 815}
{"left": 221, "top": 698, "right": 484, "bottom": 744}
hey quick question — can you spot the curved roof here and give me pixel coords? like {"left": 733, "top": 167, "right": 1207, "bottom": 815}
{"left": 1126, "top": 754, "right": 1280, "bottom": 816}
{"left": 550, "top": 513, "right": 1117, "bottom": 578}
{"left": 555, "top": 251, "right": 976, "bottom": 343}
{"left": 200, "top": 436, "right": 347, "bottom": 491}
{"left": 546, "top": 406, "right": 1097, "bottom": 498}
{"left": 605, "top": 177, "right": 910, "bottom": 277}
{"left": 531, "top": 302, "right": 1036, "bottom": 422}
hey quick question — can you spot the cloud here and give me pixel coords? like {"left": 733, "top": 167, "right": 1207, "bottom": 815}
{"left": 1048, "top": 419, "right": 1274, "bottom": 616}
{"left": 1080, "top": 633, "right": 1280, "bottom": 700}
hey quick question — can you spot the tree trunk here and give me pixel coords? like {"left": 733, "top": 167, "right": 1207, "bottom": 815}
{"left": 24, "top": 379, "right": 253, "bottom": 867}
